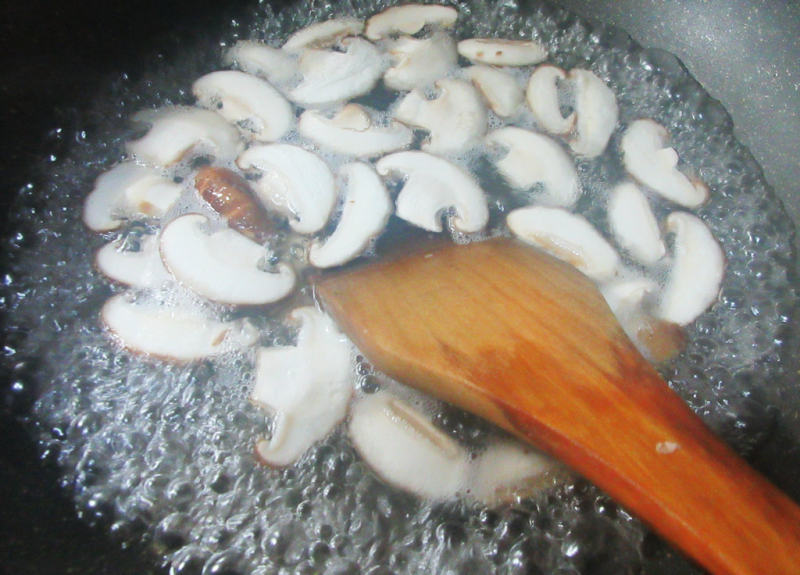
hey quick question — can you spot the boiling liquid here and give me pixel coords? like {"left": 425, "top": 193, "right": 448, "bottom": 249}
{"left": 2, "top": 1, "right": 799, "bottom": 574}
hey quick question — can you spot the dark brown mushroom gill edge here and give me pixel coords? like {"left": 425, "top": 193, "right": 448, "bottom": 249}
{"left": 0, "top": 1, "right": 798, "bottom": 574}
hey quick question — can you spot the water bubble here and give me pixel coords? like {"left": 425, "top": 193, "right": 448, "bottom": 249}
{"left": 201, "top": 550, "right": 243, "bottom": 575}
{"left": 170, "top": 545, "right": 210, "bottom": 575}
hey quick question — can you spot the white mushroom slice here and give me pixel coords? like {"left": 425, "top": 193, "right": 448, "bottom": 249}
{"left": 309, "top": 163, "right": 392, "bottom": 268}
{"left": 608, "top": 181, "right": 666, "bottom": 265}
{"left": 468, "top": 440, "right": 558, "bottom": 506}
{"left": 601, "top": 276, "right": 687, "bottom": 362}
{"left": 507, "top": 206, "right": 620, "bottom": 281}
{"left": 298, "top": 104, "right": 413, "bottom": 157}
{"left": 383, "top": 32, "right": 458, "bottom": 91}
{"left": 127, "top": 107, "right": 243, "bottom": 167}
{"left": 376, "top": 151, "right": 489, "bottom": 233}
{"left": 601, "top": 276, "right": 659, "bottom": 317}
{"left": 237, "top": 144, "right": 336, "bottom": 234}
{"left": 282, "top": 17, "right": 364, "bottom": 51}
{"left": 457, "top": 38, "right": 547, "bottom": 66}
{"left": 349, "top": 391, "right": 468, "bottom": 501}
{"left": 289, "top": 38, "right": 386, "bottom": 107}
{"left": 621, "top": 119, "right": 709, "bottom": 208}
{"left": 568, "top": 69, "right": 618, "bottom": 157}
{"left": 365, "top": 4, "right": 458, "bottom": 40}
{"left": 658, "top": 212, "right": 725, "bottom": 325}
{"left": 224, "top": 41, "right": 298, "bottom": 86}
{"left": 526, "top": 65, "right": 575, "bottom": 135}
{"left": 96, "top": 235, "right": 172, "bottom": 288}
{"left": 83, "top": 162, "right": 182, "bottom": 231}
{"left": 394, "top": 79, "right": 487, "bottom": 154}
{"left": 192, "top": 71, "right": 293, "bottom": 142}
{"left": 160, "top": 214, "right": 295, "bottom": 305}
{"left": 464, "top": 64, "right": 524, "bottom": 118}
{"left": 252, "top": 307, "right": 353, "bottom": 466}
{"left": 101, "top": 293, "right": 258, "bottom": 361}
{"left": 485, "top": 127, "right": 580, "bottom": 207}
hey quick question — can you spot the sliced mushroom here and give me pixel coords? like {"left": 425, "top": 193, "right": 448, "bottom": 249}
{"left": 507, "top": 206, "right": 620, "bottom": 281}
{"left": 621, "top": 119, "right": 709, "bottom": 208}
{"left": 457, "top": 38, "right": 547, "bottom": 66}
{"left": 95, "top": 234, "right": 173, "bottom": 289}
{"left": 83, "top": 162, "right": 182, "bottom": 232}
{"left": 160, "top": 214, "right": 295, "bottom": 305}
{"left": 309, "top": 163, "right": 392, "bottom": 268}
{"left": 526, "top": 65, "right": 575, "bottom": 135}
{"left": 126, "top": 107, "right": 243, "bottom": 167}
{"left": 607, "top": 181, "right": 666, "bottom": 265}
{"left": 224, "top": 40, "right": 298, "bottom": 86}
{"left": 376, "top": 151, "right": 489, "bottom": 233}
{"left": 526, "top": 66, "right": 617, "bottom": 156}
{"left": 394, "top": 78, "right": 487, "bottom": 154}
{"left": 102, "top": 293, "right": 258, "bottom": 362}
{"left": 485, "top": 127, "right": 580, "bottom": 207}
{"left": 282, "top": 17, "right": 364, "bottom": 51}
{"left": 365, "top": 4, "right": 458, "bottom": 40}
{"left": 658, "top": 212, "right": 725, "bottom": 325}
{"left": 568, "top": 69, "right": 618, "bottom": 157}
{"left": 192, "top": 70, "right": 293, "bottom": 142}
{"left": 468, "top": 440, "right": 559, "bottom": 506}
{"left": 298, "top": 104, "right": 413, "bottom": 157}
{"left": 383, "top": 32, "right": 458, "bottom": 91}
{"left": 194, "top": 166, "right": 276, "bottom": 244}
{"left": 349, "top": 391, "right": 469, "bottom": 501}
{"left": 601, "top": 275, "right": 659, "bottom": 317}
{"left": 600, "top": 276, "right": 687, "bottom": 363}
{"left": 289, "top": 37, "right": 386, "bottom": 107}
{"left": 237, "top": 144, "right": 336, "bottom": 234}
{"left": 464, "top": 64, "right": 524, "bottom": 118}
{"left": 252, "top": 307, "right": 353, "bottom": 467}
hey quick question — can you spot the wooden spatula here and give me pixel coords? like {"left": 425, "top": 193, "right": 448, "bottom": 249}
{"left": 315, "top": 237, "right": 800, "bottom": 575}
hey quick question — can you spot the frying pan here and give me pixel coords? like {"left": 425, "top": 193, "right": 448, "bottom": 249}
{"left": 0, "top": 0, "right": 798, "bottom": 573}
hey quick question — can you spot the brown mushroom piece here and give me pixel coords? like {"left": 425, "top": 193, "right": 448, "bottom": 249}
{"left": 195, "top": 166, "right": 277, "bottom": 244}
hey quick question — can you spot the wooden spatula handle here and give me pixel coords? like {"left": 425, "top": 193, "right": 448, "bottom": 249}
{"left": 499, "top": 358, "right": 800, "bottom": 575}
{"left": 318, "top": 238, "right": 800, "bottom": 575}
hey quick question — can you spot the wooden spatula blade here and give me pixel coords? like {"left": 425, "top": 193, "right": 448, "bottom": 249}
{"left": 316, "top": 237, "right": 800, "bottom": 575}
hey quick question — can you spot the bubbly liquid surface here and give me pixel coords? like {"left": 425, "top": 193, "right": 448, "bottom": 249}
{"left": 2, "top": 1, "right": 800, "bottom": 574}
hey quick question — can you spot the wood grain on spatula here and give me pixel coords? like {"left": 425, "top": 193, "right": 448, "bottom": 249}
{"left": 315, "top": 237, "right": 800, "bottom": 575}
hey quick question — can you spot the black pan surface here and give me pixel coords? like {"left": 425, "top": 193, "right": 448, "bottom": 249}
{"left": 1, "top": 1, "right": 797, "bottom": 573}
